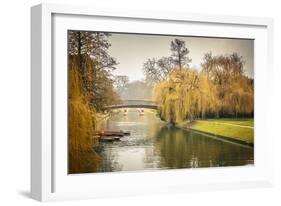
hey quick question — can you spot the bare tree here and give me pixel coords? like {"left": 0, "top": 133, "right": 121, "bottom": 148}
{"left": 143, "top": 57, "right": 175, "bottom": 84}
{"left": 143, "top": 58, "right": 162, "bottom": 84}
{"left": 157, "top": 57, "right": 174, "bottom": 77}
{"left": 170, "top": 39, "right": 192, "bottom": 69}
{"left": 68, "top": 31, "right": 117, "bottom": 72}
{"left": 114, "top": 75, "right": 129, "bottom": 97}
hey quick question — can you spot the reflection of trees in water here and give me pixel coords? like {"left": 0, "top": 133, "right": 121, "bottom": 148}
{"left": 69, "top": 148, "right": 101, "bottom": 174}
{"left": 94, "top": 143, "right": 122, "bottom": 172}
{"left": 94, "top": 112, "right": 253, "bottom": 173}
{"left": 142, "top": 121, "right": 165, "bottom": 169}
{"left": 95, "top": 111, "right": 165, "bottom": 172}
{"left": 154, "top": 126, "right": 254, "bottom": 169}
{"left": 143, "top": 145, "right": 160, "bottom": 169}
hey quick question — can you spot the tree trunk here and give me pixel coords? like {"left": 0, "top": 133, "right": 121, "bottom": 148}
{"left": 77, "top": 32, "right": 82, "bottom": 71}
{"left": 178, "top": 53, "right": 182, "bottom": 70}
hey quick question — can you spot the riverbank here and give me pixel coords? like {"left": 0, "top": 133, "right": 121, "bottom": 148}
{"left": 177, "top": 118, "right": 254, "bottom": 146}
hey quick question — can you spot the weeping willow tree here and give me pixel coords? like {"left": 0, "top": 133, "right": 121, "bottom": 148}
{"left": 154, "top": 68, "right": 218, "bottom": 124}
{"left": 201, "top": 52, "right": 254, "bottom": 117}
{"left": 68, "top": 56, "right": 100, "bottom": 174}
{"left": 222, "top": 75, "right": 254, "bottom": 117}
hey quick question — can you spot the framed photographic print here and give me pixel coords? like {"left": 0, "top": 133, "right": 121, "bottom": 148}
{"left": 31, "top": 3, "right": 274, "bottom": 201}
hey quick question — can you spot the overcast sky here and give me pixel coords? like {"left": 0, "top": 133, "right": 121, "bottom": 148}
{"left": 108, "top": 33, "right": 254, "bottom": 82}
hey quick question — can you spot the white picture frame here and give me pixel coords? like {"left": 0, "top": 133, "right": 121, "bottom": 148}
{"left": 31, "top": 3, "right": 274, "bottom": 202}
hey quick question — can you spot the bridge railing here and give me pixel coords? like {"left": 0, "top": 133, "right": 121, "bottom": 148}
{"left": 121, "top": 99, "right": 157, "bottom": 105}
{"left": 105, "top": 99, "right": 158, "bottom": 110}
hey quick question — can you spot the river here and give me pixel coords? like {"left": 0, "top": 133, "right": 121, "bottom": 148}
{"left": 94, "top": 108, "right": 254, "bottom": 173}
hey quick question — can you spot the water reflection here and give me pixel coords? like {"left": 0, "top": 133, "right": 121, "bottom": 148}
{"left": 94, "top": 109, "right": 253, "bottom": 173}
{"left": 154, "top": 127, "right": 253, "bottom": 169}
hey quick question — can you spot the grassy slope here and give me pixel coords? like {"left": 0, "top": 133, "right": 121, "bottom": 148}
{"left": 208, "top": 118, "right": 254, "bottom": 127}
{"left": 190, "top": 119, "right": 254, "bottom": 144}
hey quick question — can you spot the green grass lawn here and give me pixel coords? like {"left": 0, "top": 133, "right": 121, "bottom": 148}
{"left": 208, "top": 118, "right": 254, "bottom": 127}
{"left": 190, "top": 118, "right": 254, "bottom": 144}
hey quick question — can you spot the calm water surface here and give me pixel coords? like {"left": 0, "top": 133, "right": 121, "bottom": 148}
{"left": 95, "top": 109, "right": 254, "bottom": 172}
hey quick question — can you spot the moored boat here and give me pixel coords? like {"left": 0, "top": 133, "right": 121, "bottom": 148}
{"left": 95, "top": 130, "right": 130, "bottom": 137}
{"left": 99, "top": 136, "right": 115, "bottom": 141}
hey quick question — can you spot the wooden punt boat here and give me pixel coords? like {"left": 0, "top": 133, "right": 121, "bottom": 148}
{"left": 94, "top": 130, "right": 130, "bottom": 137}
{"left": 122, "top": 131, "right": 130, "bottom": 135}
{"left": 99, "top": 136, "right": 115, "bottom": 141}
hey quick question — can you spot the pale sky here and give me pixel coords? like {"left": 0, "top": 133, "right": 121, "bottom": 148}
{"left": 108, "top": 33, "right": 254, "bottom": 82}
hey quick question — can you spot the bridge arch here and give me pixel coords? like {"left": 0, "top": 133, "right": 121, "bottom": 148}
{"left": 105, "top": 99, "right": 158, "bottom": 110}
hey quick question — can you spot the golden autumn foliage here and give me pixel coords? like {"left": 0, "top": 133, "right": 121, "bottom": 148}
{"left": 68, "top": 57, "right": 100, "bottom": 174}
{"left": 201, "top": 53, "right": 254, "bottom": 117}
{"left": 80, "top": 55, "right": 121, "bottom": 111}
{"left": 154, "top": 68, "right": 218, "bottom": 124}
{"left": 154, "top": 67, "right": 253, "bottom": 124}
{"left": 220, "top": 75, "right": 254, "bottom": 116}
{"left": 67, "top": 32, "right": 122, "bottom": 173}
